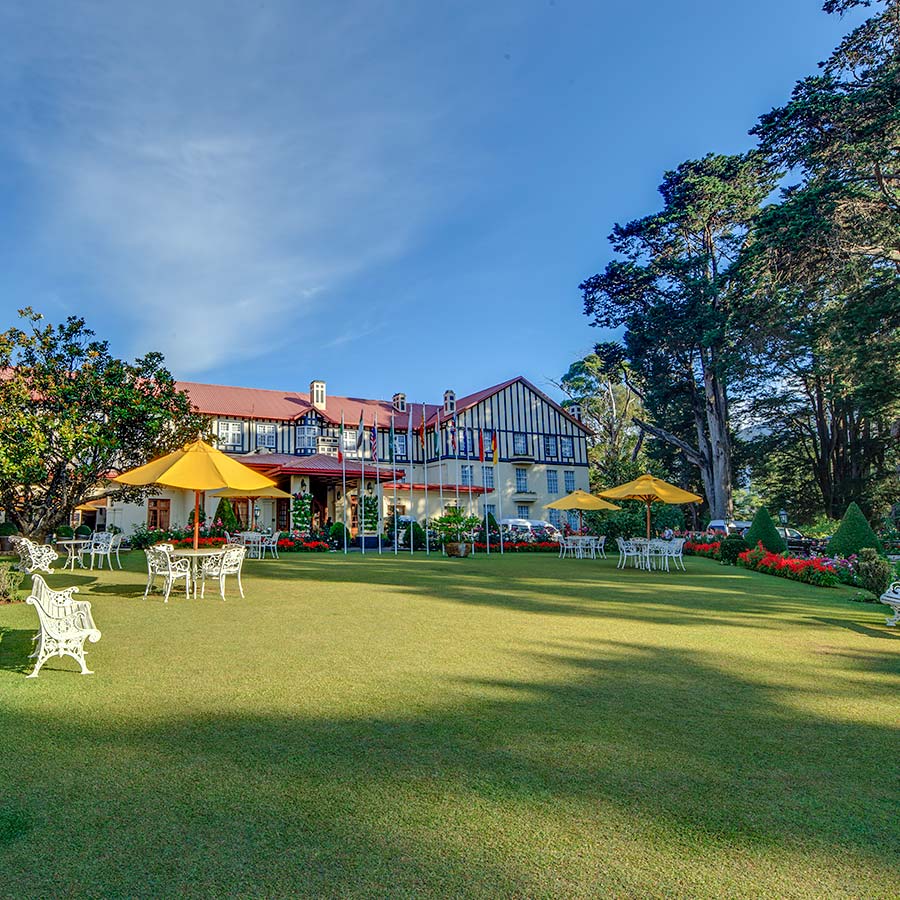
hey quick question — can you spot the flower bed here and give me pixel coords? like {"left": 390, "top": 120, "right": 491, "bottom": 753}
{"left": 168, "top": 537, "right": 226, "bottom": 548}
{"left": 470, "top": 541, "right": 560, "bottom": 553}
{"left": 684, "top": 540, "right": 721, "bottom": 560}
{"left": 276, "top": 539, "right": 330, "bottom": 552}
{"left": 737, "top": 542, "right": 839, "bottom": 587}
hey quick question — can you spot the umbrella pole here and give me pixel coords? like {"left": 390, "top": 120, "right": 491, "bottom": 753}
{"left": 646, "top": 501, "right": 651, "bottom": 539}
{"left": 580, "top": 509, "right": 583, "bottom": 535}
{"left": 194, "top": 490, "right": 201, "bottom": 550}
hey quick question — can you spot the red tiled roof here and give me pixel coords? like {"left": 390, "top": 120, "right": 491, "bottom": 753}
{"left": 235, "top": 452, "right": 405, "bottom": 480}
{"left": 177, "top": 380, "right": 439, "bottom": 427}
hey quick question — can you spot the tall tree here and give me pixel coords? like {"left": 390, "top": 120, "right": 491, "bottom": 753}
{"left": 743, "top": 0, "right": 900, "bottom": 518}
{"left": 580, "top": 153, "right": 776, "bottom": 518}
{"left": 0, "top": 309, "right": 207, "bottom": 538}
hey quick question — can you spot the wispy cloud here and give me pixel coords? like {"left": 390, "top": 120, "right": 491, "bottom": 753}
{"left": 0, "top": 1, "right": 496, "bottom": 373}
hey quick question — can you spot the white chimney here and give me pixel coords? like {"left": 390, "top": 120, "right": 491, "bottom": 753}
{"left": 568, "top": 402, "right": 582, "bottom": 422}
{"left": 443, "top": 389, "right": 456, "bottom": 415}
{"left": 392, "top": 392, "right": 406, "bottom": 412}
{"left": 310, "top": 380, "right": 326, "bottom": 410}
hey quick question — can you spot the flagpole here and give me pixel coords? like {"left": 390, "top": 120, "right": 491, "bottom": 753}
{"left": 454, "top": 417, "right": 460, "bottom": 542}
{"left": 495, "top": 429, "right": 504, "bottom": 555}
{"left": 408, "top": 410, "right": 414, "bottom": 556}
{"left": 422, "top": 402, "right": 429, "bottom": 556}
{"left": 340, "top": 412, "right": 348, "bottom": 555}
{"left": 483, "top": 454, "right": 490, "bottom": 556}
{"left": 391, "top": 412, "right": 398, "bottom": 556}
{"left": 436, "top": 410, "right": 444, "bottom": 554}
{"left": 374, "top": 413, "right": 382, "bottom": 556}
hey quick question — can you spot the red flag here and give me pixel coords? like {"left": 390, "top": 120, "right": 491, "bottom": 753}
{"left": 478, "top": 429, "right": 485, "bottom": 462}
{"left": 418, "top": 405, "right": 426, "bottom": 449}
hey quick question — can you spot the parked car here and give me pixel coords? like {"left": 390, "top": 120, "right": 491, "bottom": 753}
{"left": 500, "top": 518, "right": 535, "bottom": 541}
{"left": 737, "top": 524, "right": 822, "bottom": 556}
{"left": 527, "top": 519, "right": 562, "bottom": 542}
{"left": 707, "top": 519, "right": 752, "bottom": 535}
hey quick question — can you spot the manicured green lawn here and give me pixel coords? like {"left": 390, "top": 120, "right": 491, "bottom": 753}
{"left": 0, "top": 551, "right": 897, "bottom": 898}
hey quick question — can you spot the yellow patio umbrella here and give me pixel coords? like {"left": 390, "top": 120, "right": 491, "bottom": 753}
{"left": 209, "top": 485, "right": 294, "bottom": 530}
{"left": 545, "top": 489, "right": 620, "bottom": 534}
{"left": 599, "top": 474, "right": 702, "bottom": 539}
{"left": 113, "top": 440, "right": 276, "bottom": 549}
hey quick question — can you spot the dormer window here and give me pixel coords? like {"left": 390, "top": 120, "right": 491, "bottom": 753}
{"left": 443, "top": 389, "right": 456, "bottom": 415}
{"left": 392, "top": 392, "right": 406, "bottom": 412}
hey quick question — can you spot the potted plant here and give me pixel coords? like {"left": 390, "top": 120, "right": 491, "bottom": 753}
{"left": 431, "top": 508, "right": 482, "bottom": 557}
{"left": 0, "top": 521, "right": 19, "bottom": 553}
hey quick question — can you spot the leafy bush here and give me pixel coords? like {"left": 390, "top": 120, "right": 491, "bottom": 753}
{"left": 803, "top": 514, "right": 841, "bottom": 539}
{"left": 409, "top": 521, "right": 427, "bottom": 550}
{"left": 329, "top": 522, "right": 348, "bottom": 546}
{"left": 431, "top": 507, "right": 482, "bottom": 543}
{"left": 0, "top": 522, "right": 19, "bottom": 537}
{"left": 744, "top": 508, "right": 786, "bottom": 553}
{"left": 827, "top": 502, "right": 883, "bottom": 557}
{"left": 56, "top": 525, "right": 74, "bottom": 539}
{"left": 291, "top": 493, "right": 313, "bottom": 532}
{"left": 719, "top": 534, "right": 749, "bottom": 565}
{"left": 0, "top": 563, "right": 24, "bottom": 602}
{"left": 589, "top": 503, "right": 685, "bottom": 540}
{"left": 74, "top": 524, "right": 92, "bottom": 537}
{"left": 215, "top": 497, "right": 241, "bottom": 533}
{"left": 858, "top": 548, "right": 892, "bottom": 596}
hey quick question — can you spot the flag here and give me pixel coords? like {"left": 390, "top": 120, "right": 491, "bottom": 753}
{"left": 338, "top": 413, "right": 344, "bottom": 463}
{"left": 407, "top": 408, "right": 414, "bottom": 460}
{"left": 418, "top": 405, "right": 426, "bottom": 449}
{"left": 459, "top": 426, "right": 467, "bottom": 456}
{"left": 355, "top": 410, "right": 365, "bottom": 451}
{"left": 388, "top": 414, "right": 395, "bottom": 463}
{"left": 370, "top": 414, "right": 378, "bottom": 462}
{"left": 448, "top": 417, "right": 457, "bottom": 454}
{"left": 433, "top": 410, "right": 441, "bottom": 457}
{"left": 478, "top": 429, "right": 485, "bottom": 463}
{"left": 491, "top": 429, "right": 499, "bottom": 465}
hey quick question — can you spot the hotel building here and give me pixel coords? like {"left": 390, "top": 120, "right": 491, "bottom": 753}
{"left": 106, "top": 376, "right": 591, "bottom": 535}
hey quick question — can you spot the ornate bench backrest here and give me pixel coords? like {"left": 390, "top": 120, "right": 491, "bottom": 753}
{"left": 27, "top": 575, "right": 99, "bottom": 641}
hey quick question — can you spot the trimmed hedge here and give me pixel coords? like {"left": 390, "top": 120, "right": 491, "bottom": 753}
{"left": 744, "top": 508, "right": 786, "bottom": 553}
{"left": 827, "top": 502, "right": 883, "bottom": 558}
{"left": 719, "top": 534, "right": 749, "bottom": 565}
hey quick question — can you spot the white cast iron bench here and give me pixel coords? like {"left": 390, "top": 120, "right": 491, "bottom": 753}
{"left": 26, "top": 574, "right": 101, "bottom": 677}
{"left": 879, "top": 582, "right": 900, "bottom": 627}
{"left": 10, "top": 536, "right": 58, "bottom": 575}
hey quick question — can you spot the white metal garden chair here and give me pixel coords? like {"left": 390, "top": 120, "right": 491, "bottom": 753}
{"left": 11, "top": 537, "right": 58, "bottom": 575}
{"left": 260, "top": 531, "right": 281, "bottom": 560}
{"left": 667, "top": 538, "right": 686, "bottom": 571}
{"left": 108, "top": 532, "right": 126, "bottom": 569}
{"left": 26, "top": 574, "right": 101, "bottom": 677}
{"left": 200, "top": 545, "right": 247, "bottom": 599}
{"left": 87, "top": 531, "right": 114, "bottom": 570}
{"left": 616, "top": 538, "right": 642, "bottom": 569}
{"left": 143, "top": 545, "right": 191, "bottom": 603}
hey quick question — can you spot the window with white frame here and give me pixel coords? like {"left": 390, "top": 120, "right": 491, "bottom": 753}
{"left": 517, "top": 505, "right": 530, "bottom": 519}
{"left": 547, "top": 509, "right": 561, "bottom": 527}
{"left": 484, "top": 503, "right": 496, "bottom": 518}
{"left": 544, "top": 435, "right": 558, "bottom": 457}
{"left": 342, "top": 429, "right": 359, "bottom": 457}
{"left": 515, "top": 467, "right": 528, "bottom": 492}
{"left": 513, "top": 432, "right": 528, "bottom": 455}
{"left": 461, "top": 464, "right": 474, "bottom": 487}
{"left": 546, "top": 469, "right": 558, "bottom": 493}
{"left": 218, "top": 421, "right": 242, "bottom": 448}
{"left": 295, "top": 424, "right": 319, "bottom": 451}
{"left": 256, "top": 423, "right": 277, "bottom": 449}
{"left": 564, "top": 470, "right": 575, "bottom": 493}
{"left": 481, "top": 465, "right": 494, "bottom": 490}
{"left": 392, "top": 432, "right": 407, "bottom": 459}
{"left": 561, "top": 435, "right": 574, "bottom": 458}
{"left": 567, "top": 510, "right": 580, "bottom": 529}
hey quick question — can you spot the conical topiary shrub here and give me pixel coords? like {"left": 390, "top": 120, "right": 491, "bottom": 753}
{"left": 827, "top": 502, "right": 883, "bottom": 558}
{"left": 215, "top": 497, "right": 241, "bottom": 533}
{"left": 744, "top": 507, "right": 786, "bottom": 553}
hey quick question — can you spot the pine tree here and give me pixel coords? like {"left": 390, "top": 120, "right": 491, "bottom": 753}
{"left": 744, "top": 508, "right": 786, "bottom": 553}
{"left": 215, "top": 497, "right": 240, "bottom": 533}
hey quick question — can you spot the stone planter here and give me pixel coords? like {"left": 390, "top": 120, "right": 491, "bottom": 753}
{"left": 445, "top": 541, "right": 471, "bottom": 558}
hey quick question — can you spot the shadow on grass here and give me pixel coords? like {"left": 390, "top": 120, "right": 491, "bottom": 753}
{"left": 0, "top": 628, "right": 33, "bottom": 673}
{"left": 1, "top": 639, "right": 897, "bottom": 896}
{"left": 244, "top": 555, "right": 854, "bottom": 630}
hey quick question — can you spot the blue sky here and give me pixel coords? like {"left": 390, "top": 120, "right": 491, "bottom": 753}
{"left": 0, "top": 1, "right": 863, "bottom": 403}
